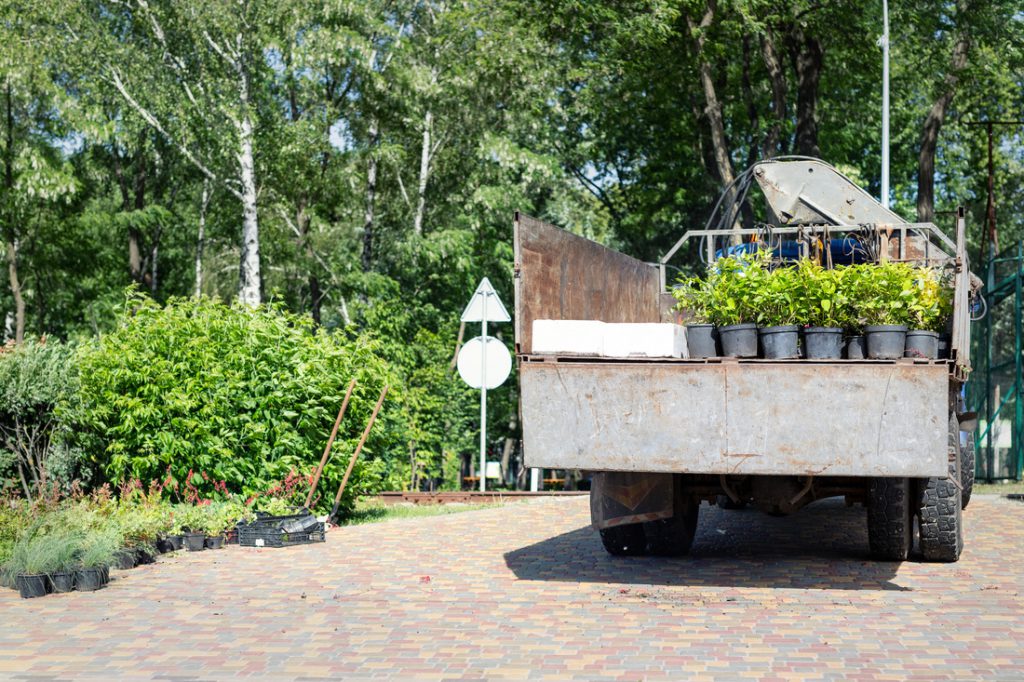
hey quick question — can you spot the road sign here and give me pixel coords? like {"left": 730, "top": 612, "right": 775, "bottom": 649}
{"left": 457, "top": 336, "right": 512, "bottom": 389}
{"left": 460, "top": 277, "right": 511, "bottom": 492}
{"left": 461, "top": 277, "right": 510, "bottom": 323}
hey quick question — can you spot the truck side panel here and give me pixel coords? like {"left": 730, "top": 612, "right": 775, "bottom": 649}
{"left": 521, "top": 360, "right": 949, "bottom": 478}
{"left": 513, "top": 213, "right": 663, "bottom": 355}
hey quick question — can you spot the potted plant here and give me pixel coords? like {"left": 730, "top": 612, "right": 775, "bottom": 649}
{"left": 48, "top": 533, "right": 81, "bottom": 593}
{"left": 706, "top": 253, "right": 763, "bottom": 358}
{"left": 672, "top": 274, "right": 718, "bottom": 358}
{"left": 204, "top": 503, "right": 230, "bottom": 549}
{"left": 797, "top": 260, "right": 848, "bottom": 359}
{"left": 905, "top": 267, "right": 952, "bottom": 359}
{"left": 848, "top": 261, "right": 913, "bottom": 359}
{"left": 5, "top": 535, "right": 58, "bottom": 599}
{"left": 76, "top": 530, "right": 118, "bottom": 591}
{"left": 180, "top": 505, "right": 208, "bottom": 552}
{"left": 754, "top": 263, "right": 800, "bottom": 359}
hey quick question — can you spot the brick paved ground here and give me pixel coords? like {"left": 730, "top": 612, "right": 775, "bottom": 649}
{"left": 1, "top": 494, "right": 1022, "bottom": 681}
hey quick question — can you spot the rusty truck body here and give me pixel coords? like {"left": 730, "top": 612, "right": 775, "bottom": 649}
{"left": 514, "top": 158, "right": 974, "bottom": 562}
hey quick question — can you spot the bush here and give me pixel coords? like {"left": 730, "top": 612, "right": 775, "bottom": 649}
{"left": 0, "top": 340, "right": 83, "bottom": 499}
{"left": 64, "top": 294, "right": 398, "bottom": 512}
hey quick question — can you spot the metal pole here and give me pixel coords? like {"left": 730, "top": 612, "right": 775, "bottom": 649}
{"left": 1016, "top": 242, "right": 1023, "bottom": 480}
{"left": 880, "top": 0, "right": 890, "bottom": 208}
{"left": 479, "top": 293, "right": 488, "bottom": 492}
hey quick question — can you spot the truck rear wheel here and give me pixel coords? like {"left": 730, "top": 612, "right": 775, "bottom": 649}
{"left": 867, "top": 477, "right": 913, "bottom": 561}
{"left": 599, "top": 524, "right": 648, "bottom": 556}
{"left": 918, "top": 415, "right": 964, "bottom": 562}
{"left": 961, "top": 433, "right": 975, "bottom": 510}
{"left": 644, "top": 491, "right": 699, "bottom": 557}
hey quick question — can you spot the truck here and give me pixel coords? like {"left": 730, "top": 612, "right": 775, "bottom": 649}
{"left": 514, "top": 158, "right": 976, "bottom": 563}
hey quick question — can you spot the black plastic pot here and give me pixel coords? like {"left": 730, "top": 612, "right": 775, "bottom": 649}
{"left": 685, "top": 323, "right": 719, "bottom": 358}
{"left": 905, "top": 330, "right": 939, "bottom": 359}
{"left": 803, "top": 327, "right": 844, "bottom": 359}
{"left": 938, "top": 334, "right": 951, "bottom": 359}
{"left": 134, "top": 547, "right": 156, "bottom": 565}
{"left": 865, "top": 325, "right": 907, "bottom": 359}
{"left": 182, "top": 532, "right": 206, "bottom": 552}
{"left": 49, "top": 572, "right": 75, "bottom": 593}
{"left": 75, "top": 568, "right": 105, "bottom": 591}
{"left": 114, "top": 549, "right": 136, "bottom": 570}
{"left": 16, "top": 574, "right": 49, "bottom": 599}
{"left": 759, "top": 325, "right": 799, "bottom": 359}
{"left": 205, "top": 535, "right": 225, "bottom": 550}
{"left": 719, "top": 323, "right": 758, "bottom": 358}
{"left": 155, "top": 538, "right": 174, "bottom": 554}
{"left": 167, "top": 535, "right": 183, "bottom": 551}
{"left": 101, "top": 566, "right": 110, "bottom": 585}
{"left": 846, "top": 335, "right": 866, "bottom": 359}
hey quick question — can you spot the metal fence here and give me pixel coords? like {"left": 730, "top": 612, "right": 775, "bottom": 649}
{"left": 970, "top": 242, "right": 1024, "bottom": 481}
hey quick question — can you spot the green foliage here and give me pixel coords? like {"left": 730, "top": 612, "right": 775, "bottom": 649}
{"left": 78, "top": 529, "right": 119, "bottom": 570}
{"left": 0, "top": 340, "right": 83, "bottom": 495}
{"left": 794, "top": 260, "right": 851, "bottom": 329}
{"left": 703, "top": 253, "right": 767, "bottom": 327}
{"left": 64, "top": 294, "right": 396, "bottom": 507}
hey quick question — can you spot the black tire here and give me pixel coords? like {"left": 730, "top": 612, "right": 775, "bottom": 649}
{"left": 715, "top": 494, "right": 747, "bottom": 510}
{"left": 867, "top": 477, "right": 913, "bottom": 561}
{"left": 918, "top": 414, "right": 963, "bottom": 562}
{"left": 961, "top": 433, "right": 975, "bottom": 510}
{"left": 599, "top": 523, "right": 647, "bottom": 556}
{"left": 645, "top": 478, "right": 699, "bottom": 557}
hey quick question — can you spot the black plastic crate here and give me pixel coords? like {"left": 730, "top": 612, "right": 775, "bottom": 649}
{"left": 238, "top": 514, "right": 326, "bottom": 548}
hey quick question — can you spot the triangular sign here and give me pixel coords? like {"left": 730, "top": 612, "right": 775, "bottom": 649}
{"left": 461, "top": 277, "right": 511, "bottom": 322}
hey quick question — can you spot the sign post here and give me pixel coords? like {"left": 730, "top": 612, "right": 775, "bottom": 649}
{"left": 458, "top": 278, "right": 511, "bottom": 492}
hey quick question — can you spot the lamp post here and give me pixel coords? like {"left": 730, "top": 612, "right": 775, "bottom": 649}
{"left": 880, "top": 0, "right": 890, "bottom": 208}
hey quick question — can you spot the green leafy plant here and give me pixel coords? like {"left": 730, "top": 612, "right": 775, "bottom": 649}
{"left": 908, "top": 267, "right": 954, "bottom": 332}
{"left": 63, "top": 294, "right": 395, "bottom": 509}
{"left": 795, "top": 260, "right": 851, "bottom": 329}
{"left": 671, "top": 275, "right": 712, "bottom": 323}
{"left": 78, "top": 530, "right": 119, "bottom": 570}
{"left": 704, "top": 251, "right": 770, "bottom": 327}
{"left": 752, "top": 263, "right": 802, "bottom": 327}
{"left": 3, "top": 533, "right": 65, "bottom": 578}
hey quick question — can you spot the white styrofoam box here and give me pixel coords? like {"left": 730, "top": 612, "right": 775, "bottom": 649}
{"left": 532, "top": 319, "right": 606, "bottom": 355}
{"left": 601, "top": 323, "right": 688, "bottom": 359}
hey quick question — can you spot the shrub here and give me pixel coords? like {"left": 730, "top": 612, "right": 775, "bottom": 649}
{"left": 704, "top": 251, "right": 769, "bottom": 326}
{"left": 0, "top": 340, "right": 83, "bottom": 500}
{"left": 64, "top": 294, "right": 397, "bottom": 512}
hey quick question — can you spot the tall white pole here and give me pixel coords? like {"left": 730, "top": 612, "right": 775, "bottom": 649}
{"left": 479, "top": 293, "right": 488, "bottom": 492}
{"left": 881, "top": 0, "right": 890, "bottom": 208}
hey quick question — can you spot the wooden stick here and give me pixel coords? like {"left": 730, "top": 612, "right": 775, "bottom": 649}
{"left": 305, "top": 378, "right": 357, "bottom": 509}
{"left": 330, "top": 384, "right": 389, "bottom": 521}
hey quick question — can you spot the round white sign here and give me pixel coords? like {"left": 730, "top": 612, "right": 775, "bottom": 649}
{"left": 457, "top": 336, "right": 512, "bottom": 389}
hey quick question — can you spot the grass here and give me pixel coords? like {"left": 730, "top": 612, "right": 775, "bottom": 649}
{"left": 973, "top": 481, "right": 1024, "bottom": 495}
{"left": 335, "top": 498, "right": 499, "bottom": 526}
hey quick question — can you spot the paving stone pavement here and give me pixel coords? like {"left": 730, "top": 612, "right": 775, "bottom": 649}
{"left": 1, "top": 494, "right": 1022, "bottom": 681}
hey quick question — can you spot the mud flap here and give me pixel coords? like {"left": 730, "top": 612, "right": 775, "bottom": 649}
{"left": 589, "top": 471, "right": 675, "bottom": 530}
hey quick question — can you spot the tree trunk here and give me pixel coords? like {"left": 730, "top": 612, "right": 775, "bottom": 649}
{"left": 362, "top": 118, "right": 378, "bottom": 273}
{"left": 791, "top": 30, "right": 822, "bottom": 158}
{"left": 128, "top": 138, "right": 147, "bottom": 285}
{"left": 194, "top": 179, "right": 209, "bottom": 297}
{"left": 916, "top": 28, "right": 970, "bottom": 222}
{"left": 236, "top": 54, "right": 262, "bottom": 306}
{"left": 741, "top": 33, "right": 759, "bottom": 168}
{"left": 760, "top": 26, "right": 787, "bottom": 157}
{"left": 688, "top": 3, "right": 735, "bottom": 190}
{"left": 5, "top": 237, "right": 23, "bottom": 343}
{"left": 413, "top": 109, "right": 432, "bottom": 236}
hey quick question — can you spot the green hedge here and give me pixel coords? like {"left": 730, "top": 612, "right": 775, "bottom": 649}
{"left": 63, "top": 294, "right": 402, "bottom": 511}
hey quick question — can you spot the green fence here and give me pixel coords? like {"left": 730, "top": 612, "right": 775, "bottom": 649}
{"left": 970, "top": 242, "right": 1024, "bottom": 481}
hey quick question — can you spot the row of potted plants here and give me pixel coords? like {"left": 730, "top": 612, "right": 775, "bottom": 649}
{"left": 2, "top": 500, "right": 257, "bottom": 598}
{"left": 673, "top": 252, "right": 954, "bottom": 360}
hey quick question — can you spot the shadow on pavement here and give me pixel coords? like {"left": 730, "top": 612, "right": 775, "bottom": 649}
{"left": 504, "top": 498, "right": 908, "bottom": 591}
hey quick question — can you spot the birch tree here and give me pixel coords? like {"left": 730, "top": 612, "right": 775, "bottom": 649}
{"left": 72, "top": 0, "right": 271, "bottom": 305}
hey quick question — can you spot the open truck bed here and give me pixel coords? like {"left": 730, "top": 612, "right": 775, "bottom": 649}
{"left": 513, "top": 159, "right": 974, "bottom": 563}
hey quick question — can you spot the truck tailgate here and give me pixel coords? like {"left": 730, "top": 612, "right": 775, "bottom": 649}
{"left": 520, "top": 359, "right": 949, "bottom": 478}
